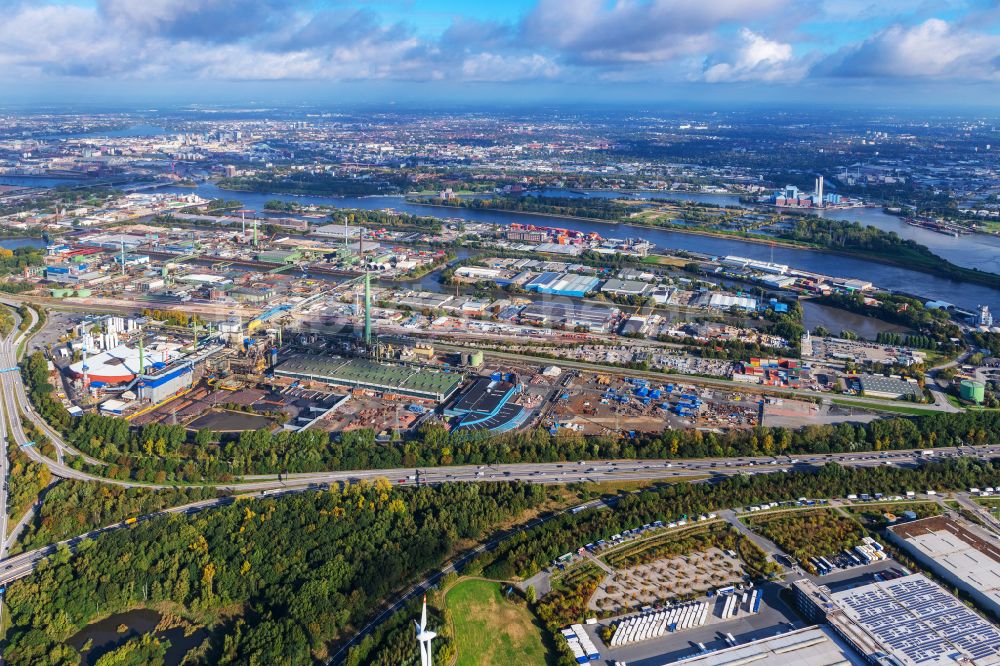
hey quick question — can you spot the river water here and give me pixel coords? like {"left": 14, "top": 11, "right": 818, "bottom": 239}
{"left": 155, "top": 183, "right": 1000, "bottom": 310}
{"left": 801, "top": 302, "right": 910, "bottom": 339}
{"left": 0, "top": 237, "right": 46, "bottom": 250}
{"left": 816, "top": 206, "right": 1000, "bottom": 276}
{"left": 0, "top": 176, "right": 85, "bottom": 188}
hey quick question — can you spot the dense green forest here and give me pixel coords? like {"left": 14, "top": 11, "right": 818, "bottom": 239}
{"left": 327, "top": 207, "right": 443, "bottom": 232}
{"left": 218, "top": 171, "right": 412, "bottom": 197}
{"left": 0, "top": 245, "right": 44, "bottom": 277}
{"left": 775, "top": 217, "right": 1000, "bottom": 287}
{"left": 3, "top": 481, "right": 544, "bottom": 665}
{"left": 427, "top": 194, "right": 645, "bottom": 220}
{"left": 970, "top": 331, "right": 1000, "bottom": 357}
{"left": 5, "top": 457, "right": 999, "bottom": 666}
{"left": 6, "top": 439, "right": 51, "bottom": 526}
{"left": 0, "top": 306, "right": 14, "bottom": 336}
{"left": 92, "top": 634, "right": 167, "bottom": 666}
{"left": 746, "top": 510, "right": 866, "bottom": 569}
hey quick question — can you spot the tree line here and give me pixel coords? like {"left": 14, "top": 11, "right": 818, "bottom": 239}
{"left": 473, "top": 457, "right": 1000, "bottom": 582}
{"left": 431, "top": 194, "right": 644, "bottom": 221}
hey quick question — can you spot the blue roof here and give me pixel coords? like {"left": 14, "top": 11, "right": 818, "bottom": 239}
{"left": 140, "top": 364, "right": 191, "bottom": 388}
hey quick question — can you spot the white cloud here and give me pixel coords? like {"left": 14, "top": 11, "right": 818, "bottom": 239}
{"left": 822, "top": 18, "right": 1000, "bottom": 80}
{"left": 702, "top": 28, "right": 804, "bottom": 82}
{"left": 520, "top": 0, "right": 788, "bottom": 65}
{"left": 461, "top": 53, "right": 560, "bottom": 82}
{"left": 0, "top": 0, "right": 998, "bottom": 90}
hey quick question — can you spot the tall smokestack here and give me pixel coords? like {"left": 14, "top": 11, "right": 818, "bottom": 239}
{"left": 364, "top": 271, "right": 371, "bottom": 348}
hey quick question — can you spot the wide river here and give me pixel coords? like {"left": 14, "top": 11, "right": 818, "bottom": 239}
{"left": 156, "top": 183, "right": 1000, "bottom": 310}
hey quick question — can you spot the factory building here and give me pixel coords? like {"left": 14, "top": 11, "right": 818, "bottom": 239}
{"left": 67, "top": 343, "right": 181, "bottom": 385}
{"left": 444, "top": 374, "right": 528, "bottom": 432}
{"left": 520, "top": 302, "right": 619, "bottom": 333}
{"left": 600, "top": 278, "right": 650, "bottom": 297}
{"left": 888, "top": 516, "right": 1000, "bottom": 618}
{"left": 720, "top": 256, "right": 789, "bottom": 275}
{"left": 136, "top": 364, "right": 194, "bottom": 403}
{"left": 708, "top": 293, "right": 758, "bottom": 311}
{"left": 525, "top": 272, "right": 600, "bottom": 297}
{"left": 46, "top": 262, "right": 102, "bottom": 284}
{"left": 857, "top": 374, "right": 921, "bottom": 399}
{"left": 275, "top": 355, "right": 463, "bottom": 402}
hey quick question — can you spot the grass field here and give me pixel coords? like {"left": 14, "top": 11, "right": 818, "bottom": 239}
{"left": 447, "top": 579, "right": 550, "bottom": 666}
{"left": 977, "top": 497, "right": 1000, "bottom": 517}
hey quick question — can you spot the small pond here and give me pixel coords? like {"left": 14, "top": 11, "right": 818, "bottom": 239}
{"left": 68, "top": 609, "right": 208, "bottom": 665}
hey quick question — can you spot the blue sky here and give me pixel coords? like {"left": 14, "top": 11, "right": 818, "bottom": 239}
{"left": 3, "top": 0, "right": 1000, "bottom": 107}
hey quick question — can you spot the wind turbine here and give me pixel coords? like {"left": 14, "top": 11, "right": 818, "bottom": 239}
{"left": 414, "top": 594, "right": 436, "bottom": 666}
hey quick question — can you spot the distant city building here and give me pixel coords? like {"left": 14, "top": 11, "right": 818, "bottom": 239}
{"left": 979, "top": 304, "right": 993, "bottom": 328}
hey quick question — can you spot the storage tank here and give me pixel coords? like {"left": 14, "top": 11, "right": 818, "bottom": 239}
{"left": 960, "top": 379, "right": 986, "bottom": 404}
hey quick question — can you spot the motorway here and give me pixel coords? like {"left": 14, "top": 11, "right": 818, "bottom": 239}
{"left": 1, "top": 444, "right": 998, "bottom": 588}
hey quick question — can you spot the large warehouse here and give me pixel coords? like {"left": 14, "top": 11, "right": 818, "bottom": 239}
{"left": 525, "top": 272, "right": 600, "bottom": 297}
{"left": 275, "top": 355, "right": 463, "bottom": 402}
{"left": 794, "top": 574, "right": 1000, "bottom": 666}
{"left": 858, "top": 374, "right": 922, "bottom": 399}
{"left": 520, "top": 301, "right": 619, "bottom": 333}
{"left": 671, "top": 626, "right": 865, "bottom": 666}
{"left": 888, "top": 516, "right": 1000, "bottom": 618}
